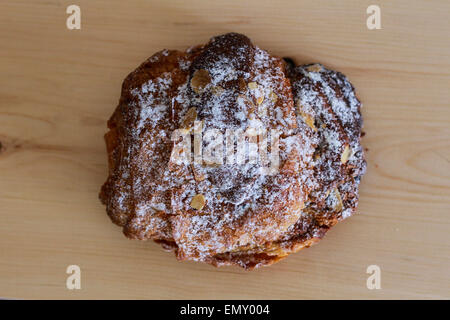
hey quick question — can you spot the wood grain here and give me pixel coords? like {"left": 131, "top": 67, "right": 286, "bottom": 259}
{"left": 0, "top": 0, "right": 449, "bottom": 299}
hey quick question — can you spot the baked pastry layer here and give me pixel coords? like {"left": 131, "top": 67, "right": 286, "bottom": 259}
{"left": 99, "top": 33, "right": 366, "bottom": 269}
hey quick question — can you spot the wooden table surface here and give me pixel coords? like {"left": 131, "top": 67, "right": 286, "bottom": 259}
{"left": 1, "top": 0, "right": 449, "bottom": 299}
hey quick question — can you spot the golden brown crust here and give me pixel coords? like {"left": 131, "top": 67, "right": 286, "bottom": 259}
{"left": 99, "top": 33, "right": 366, "bottom": 269}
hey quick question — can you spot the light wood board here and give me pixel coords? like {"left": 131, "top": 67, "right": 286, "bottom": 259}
{"left": 0, "top": 0, "right": 449, "bottom": 299}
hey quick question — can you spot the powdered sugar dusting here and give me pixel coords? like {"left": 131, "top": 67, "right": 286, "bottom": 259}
{"left": 100, "top": 34, "right": 366, "bottom": 269}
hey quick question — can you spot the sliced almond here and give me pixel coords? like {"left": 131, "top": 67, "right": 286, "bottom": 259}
{"left": 340, "top": 145, "right": 351, "bottom": 164}
{"left": 256, "top": 96, "right": 264, "bottom": 105}
{"left": 190, "top": 69, "right": 211, "bottom": 93}
{"left": 248, "top": 82, "right": 258, "bottom": 90}
{"left": 190, "top": 194, "right": 205, "bottom": 210}
{"left": 307, "top": 64, "right": 322, "bottom": 72}
{"left": 181, "top": 107, "right": 197, "bottom": 129}
{"left": 297, "top": 103, "right": 317, "bottom": 131}
{"left": 300, "top": 111, "right": 317, "bottom": 131}
{"left": 333, "top": 188, "right": 343, "bottom": 212}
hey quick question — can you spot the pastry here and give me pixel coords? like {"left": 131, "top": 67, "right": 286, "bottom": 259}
{"left": 99, "top": 33, "right": 366, "bottom": 269}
